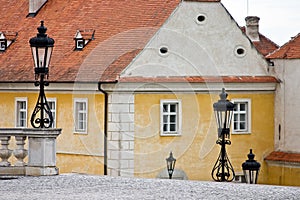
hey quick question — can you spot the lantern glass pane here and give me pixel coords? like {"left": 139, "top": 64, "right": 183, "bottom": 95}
{"left": 37, "top": 47, "right": 46, "bottom": 68}
{"left": 31, "top": 46, "right": 38, "bottom": 68}
{"left": 45, "top": 46, "right": 53, "bottom": 69}
{"left": 244, "top": 169, "right": 259, "bottom": 184}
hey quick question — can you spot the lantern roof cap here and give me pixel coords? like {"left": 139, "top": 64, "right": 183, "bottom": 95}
{"left": 29, "top": 21, "right": 54, "bottom": 47}
{"left": 213, "top": 88, "right": 234, "bottom": 111}
{"left": 166, "top": 151, "right": 176, "bottom": 162}
{"left": 242, "top": 149, "right": 261, "bottom": 170}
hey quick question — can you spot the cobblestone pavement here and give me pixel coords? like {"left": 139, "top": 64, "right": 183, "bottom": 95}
{"left": 0, "top": 174, "right": 299, "bottom": 200}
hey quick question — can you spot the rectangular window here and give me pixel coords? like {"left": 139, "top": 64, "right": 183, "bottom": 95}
{"left": 0, "top": 40, "right": 6, "bottom": 51}
{"left": 74, "top": 98, "right": 88, "bottom": 133}
{"left": 232, "top": 99, "right": 251, "bottom": 134}
{"left": 160, "top": 100, "right": 182, "bottom": 136}
{"left": 15, "top": 98, "right": 27, "bottom": 128}
{"left": 47, "top": 98, "right": 56, "bottom": 128}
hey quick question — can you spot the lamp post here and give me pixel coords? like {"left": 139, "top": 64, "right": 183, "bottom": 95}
{"left": 242, "top": 149, "right": 261, "bottom": 184}
{"left": 211, "top": 88, "right": 235, "bottom": 182}
{"left": 29, "top": 21, "right": 55, "bottom": 128}
{"left": 166, "top": 151, "right": 176, "bottom": 179}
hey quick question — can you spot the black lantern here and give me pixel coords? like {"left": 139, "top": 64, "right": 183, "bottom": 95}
{"left": 213, "top": 88, "right": 235, "bottom": 138}
{"left": 29, "top": 21, "right": 54, "bottom": 76}
{"left": 166, "top": 151, "right": 176, "bottom": 179}
{"left": 211, "top": 88, "right": 235, "bottom": 182}
{"left": 29, "top": 21, "right": 55, "bottom": 128}
{"left": 242, "top": 149, "right": 261, "bottom": 184}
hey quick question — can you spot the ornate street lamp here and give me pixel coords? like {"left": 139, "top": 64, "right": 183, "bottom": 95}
{"left": 211, "top": 88, "right": 235, "bottom": 182}
{"left": 166, "top": 151, "right": 176, "bottom": 179}
{"left": 242, "top": 149, "right": 261, "bottom": 184}
{"left": 29, "top": 21, "right": 55, "bottom": 128}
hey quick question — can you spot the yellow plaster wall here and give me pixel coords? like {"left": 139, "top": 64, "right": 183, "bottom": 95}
{"left": 134, "top": 92, "right": 274, "bottom": 183}
{"left": 57, "top": 153, "right": 104, "bottom": 175}
{"left": 0, "top": 91, "right": 105, "bottom": 175}
{"left": 265, "top": 164, "right": 300, "bottom": 186}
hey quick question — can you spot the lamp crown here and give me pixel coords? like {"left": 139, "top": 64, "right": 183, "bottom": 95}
{"left": 219, "top": 88, "right": 228, "bottom": 100}
{"left": 247, "top": 149, "right": 255, "bottom": 160}
{"left": 37, "top": 21, "right": 47, "bottom": 37}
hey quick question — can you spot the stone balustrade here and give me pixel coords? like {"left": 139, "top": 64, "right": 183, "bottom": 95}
{"left": 0, "top": 128, "right": 61, "bottom": 176}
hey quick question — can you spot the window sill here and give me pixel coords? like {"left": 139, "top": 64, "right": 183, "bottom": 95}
{"left": 232, "top": 132, "right": 251, "bottom": 135}
{"left": 74, "top": 131, "right": 88, "bottom": 135}
{"left": 160, "top": 133, "right": 182, "bottom": 137}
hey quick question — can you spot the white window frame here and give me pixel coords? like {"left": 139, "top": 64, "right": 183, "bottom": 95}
{"left": 0, "top": 40, "right": 6, "bottom": 51}
{"left": 76, "top": 39, "right": 84, "bottom": 50}
{"left": 232, "top": 99, "right": 251, "bottom": 134}
{"left": 74, "top": 98, "right": 88, "bottom": 134}
{"left": 47, "top": 98, "right": 57, "bottom": 128}
{"left": 15, "top": 97, "right": 27, "bottom": 128}
{"left": 160, "top": 99, "right": 182, "bottom": 136}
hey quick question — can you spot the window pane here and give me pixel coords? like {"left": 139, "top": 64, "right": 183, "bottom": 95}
{"left": 170, "top": 104, "right": 176, "bottom": 112}
{"left": 234, "top": 122, "right": 238, "bottom": 130}
{"left": 240, "top": 114, "right": 246, "bottom": 121}
{"left": 163, "top": 124, "right": 168, "bottom": 132}
{"left": 234, "top": 114, "right": 238, "bottom": 121}
{"left": 240, "top": 122, "right": 246, "bottom": 130}
{"left": 163, "top": 105, "right": 168, "bottom": 112}
{"left": 170, "top": 115, "right": 176, "bottom": 123}
{"left": 163, "top": 115, "right": 168, "bottom": 123}
{"left": 240, "top": 104, "right": 246, "bottom": 111}
{"left": 170, "top": 124, "right": 176, "bottom": 131}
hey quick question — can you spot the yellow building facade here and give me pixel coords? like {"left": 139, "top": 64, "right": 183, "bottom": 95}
{"left": 0, "top": 88, "right": 105, "bottom": 175}
{"left": 133, "top": 92, "right": 274, "bottom": 183}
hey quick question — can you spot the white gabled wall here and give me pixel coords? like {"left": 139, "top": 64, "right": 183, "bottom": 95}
{"left": 273, "top": 59, "right": 300, "bottom": 153}
{"left": 121, "top": 1, "right": 269, "bottom": 78}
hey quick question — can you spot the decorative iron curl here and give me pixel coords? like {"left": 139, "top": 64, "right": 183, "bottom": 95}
{"left": 30, "top": 75, "right": 53, "bottom": 128}
{"left": 211, "top": 138, "right": 235, "bottom": 182}
{"left": 211, "top": 149, "right": 235, "bottom": 182}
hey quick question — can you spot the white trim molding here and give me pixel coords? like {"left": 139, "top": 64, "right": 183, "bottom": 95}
{"left": 73, "top": 98, "right": 88, "bottom": 134}
{"left": 160, "top": 99, "right": 182, "bottom": 136}
{"left": 15, "top": 97, "right": 28, "bottom": 128}
{"left": 231, "top": 98, "right": 251, "bottom": 134}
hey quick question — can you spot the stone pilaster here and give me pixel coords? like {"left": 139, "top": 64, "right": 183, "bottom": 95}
{"left": 107, "top": 93, "right": 134, "bottom": 177}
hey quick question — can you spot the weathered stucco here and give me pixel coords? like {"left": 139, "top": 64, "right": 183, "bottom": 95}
{"left": 134, "top": 92, "right": 274, "bottom": 183}
{"left": 121, "top": 1, "right": 268, "bottom": 78}
{"left": 273, "top": 59, "right": 300, "bottom": 153}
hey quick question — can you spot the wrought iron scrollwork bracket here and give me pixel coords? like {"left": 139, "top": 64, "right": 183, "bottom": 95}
{"left": 30, "top": 75, "right": 53, "bottom": 128}
{"left": 211, "top": 138, "right": 235, "bottom": 182}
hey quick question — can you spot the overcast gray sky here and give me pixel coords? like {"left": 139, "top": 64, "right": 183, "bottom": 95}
{"left": 221, "top": 0, "right": 300, "bottom": 46}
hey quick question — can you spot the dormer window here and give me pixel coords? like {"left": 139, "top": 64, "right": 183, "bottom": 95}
{"left": 0, "top": 31, "right": 17, "bottom": 52}
{"left": 76, "top": 39, "right": 84, "bottom": 50}
{"left": 0, "top": 33, "right": 7, "bottom": 52}
{"left": 74, "top": 29, "right": 95, "bottom": 51}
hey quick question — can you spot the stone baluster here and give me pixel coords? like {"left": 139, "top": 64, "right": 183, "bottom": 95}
{"left": 0, "top": 136, "right": 12, "bottom": 166}
{"left": 13, "top": 136, "right": 28, "bottom": 166}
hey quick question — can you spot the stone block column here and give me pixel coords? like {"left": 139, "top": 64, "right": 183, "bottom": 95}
{"left": 24, "top": 128, "right": 61, "bottom": 176}
{"left": 107, "top": 93, "right": 135, "bottom": 177}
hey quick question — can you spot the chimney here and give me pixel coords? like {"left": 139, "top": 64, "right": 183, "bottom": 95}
{"left": 245, "top": 16, "right": 260, "bottom": 42}
{"left": 28, "top": 0, "right": 48, "bottom": 17}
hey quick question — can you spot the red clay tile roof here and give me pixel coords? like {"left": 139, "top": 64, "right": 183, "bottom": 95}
{"left": 185, "top": 0, "right": 220, "bottom": 2}
{"left": 241, "top": 27, "right": 279, "bottom": 56}
{"left": 119, "top": 76, "right": 278, "bottom": 83}
{"left": 0, "top": 0, "right": 180, "bottom": 83}
{"left": 265, "top": 151, "right": 300, "bottom": 164}
{"left": 267, "top": 33, "right": 300, "bottom": 59}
